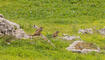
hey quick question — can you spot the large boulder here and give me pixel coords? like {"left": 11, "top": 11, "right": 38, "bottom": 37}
{"left": 0, "top": 17, "right": 30, "bottom": 39}
{"left": 66, "top": 40, "right": 100, "bottom": 53}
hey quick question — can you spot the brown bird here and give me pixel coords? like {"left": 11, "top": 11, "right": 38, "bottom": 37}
{"left": 32, "top": 27, "right": 43, "bottom": 36}
{"left": 52, "top": 31, "right": 59, "bottom": 38}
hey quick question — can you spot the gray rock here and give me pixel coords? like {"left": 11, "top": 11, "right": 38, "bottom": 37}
{"left": 60, "top": 34, "right": 80, "bottom": 40}
{"left": 78, "top": 28, "right": 93, "bottom": 34}
{"left": 81, "top": 48, "right": 100, "bottom": 53}
{"left": 0, "top": 17, "right": 30, "bottom": 39}
{"left": 0, "top": 14, "right": 4, "bottom": 18}
{"left": 98, "top": 28, "right": 105, "bottom": 35}
{"left": 14, "top": 29, "right": 30, "bottom": 39}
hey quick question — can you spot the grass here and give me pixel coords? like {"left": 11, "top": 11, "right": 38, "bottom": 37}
{"left": 0, "top": 0, "right": 105, "bottom": 60}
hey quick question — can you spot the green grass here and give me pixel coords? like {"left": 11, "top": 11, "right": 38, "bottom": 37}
{"left": 0, "top": 0, "right": 105, "bottom": 60}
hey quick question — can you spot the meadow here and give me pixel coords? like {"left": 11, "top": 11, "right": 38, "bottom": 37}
{"left": 0, "top": 0, "right": 105, "bottom": 60}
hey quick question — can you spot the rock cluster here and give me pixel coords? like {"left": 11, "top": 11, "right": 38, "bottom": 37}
{"left": 66, "top": 40, "right": 100, "bottom": 53}
{"left": 0, "top": 17, "right": 29, "bottom": 39}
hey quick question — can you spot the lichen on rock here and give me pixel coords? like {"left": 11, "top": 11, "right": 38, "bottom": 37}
{"left": 66, "top": 40, "right": 100, "bottom": 53}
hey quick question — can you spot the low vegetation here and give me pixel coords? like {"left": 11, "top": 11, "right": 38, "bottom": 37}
{"left": 0, "top": 0, "right": 105, "bottom": 60}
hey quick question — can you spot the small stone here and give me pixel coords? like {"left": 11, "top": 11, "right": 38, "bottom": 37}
{"left": 60, "top": 34, "right": 81, "bottom": 40}
{"left": 98, "top": 28, "right": 105, "bottom": 35}
{"left": 78, "top": 28, "right": 93, "bottom": 34}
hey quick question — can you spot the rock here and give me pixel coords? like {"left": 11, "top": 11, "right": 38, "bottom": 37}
{"left": 78, "top": 28, "right": 93, "bottom": 34}
{"left": 98, "top": 28, "right": 105, "bottom": 35}
{"left": 14, "top": 29, "right": 30, "bottom": 39}
{"left": 0, "top": 17, "right": 30, "bottom": 39}
{"left": 66, "top": 40, "right": 100, "bottom": 53}
{"left": 0, "top": 14, "right": 4, "bottom": 18}
{"left": 60, "top": 34, "right": 80, "bottom": 40}
{"left": 81, "top": 48, "right": 100, "bottom": 53}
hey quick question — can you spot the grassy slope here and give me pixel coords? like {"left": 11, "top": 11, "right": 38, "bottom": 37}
{"left": 0, "top": 0, "right": 105, "bottom": 60}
